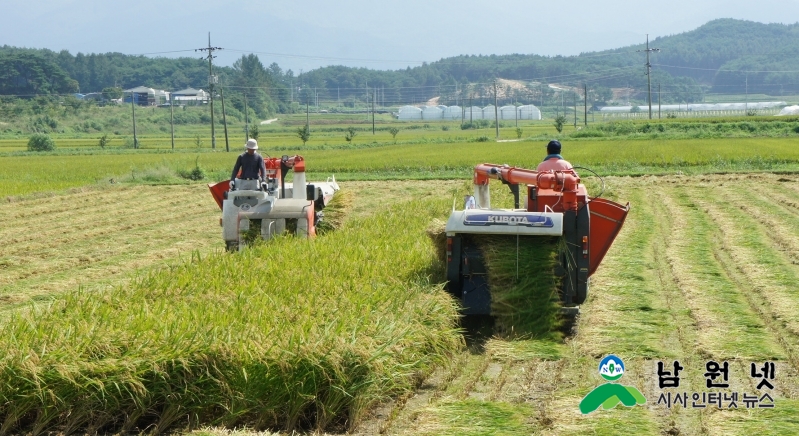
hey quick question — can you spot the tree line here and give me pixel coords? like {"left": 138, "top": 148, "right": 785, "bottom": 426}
{"left": 1, "top": 18, "right": 798, "bottom": 117}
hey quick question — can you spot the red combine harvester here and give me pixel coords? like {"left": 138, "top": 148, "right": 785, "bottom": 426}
{"left": 445, "top": 163, "right": 629, "bottom": 314}
{"left": 208, "top": 155, "right": 339, "bottom": 251}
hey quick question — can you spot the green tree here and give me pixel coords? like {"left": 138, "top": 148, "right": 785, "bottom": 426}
{"left": 515, "top": 127, "right": 523, "bottom": 139}
{"left": 98, "top": 134, "right": 109, "bottom": 149}
{"left": 102, "top": 87, "right": 123, "bottom": 101}
{"left": 0, "top": 53, "right": 78, "bottom": 95}
{"left": 345, "top": 126, "right": 357, "bottom": 142}
{"left": 389, "top": 127, "right": 399, "bottom": 140}
{"left": 553, "top": 115, "right": 567, "bottom": 133}
{"left": 249, "top": 125, "right": 259, "bottom": 140}
{"left": 27, "top": 133, "right": 55, "bottom": 151}
{"left": 297, "top": 125, "right": 311, "bottom": 145}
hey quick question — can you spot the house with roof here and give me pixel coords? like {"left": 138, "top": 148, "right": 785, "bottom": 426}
{"left": 172, "top": 88, "right": 209, "bottom": 105}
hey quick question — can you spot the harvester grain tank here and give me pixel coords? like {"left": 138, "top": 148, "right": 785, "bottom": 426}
{"left": 445, "top": 163, "right": 629, "bottom": 314}
{"left": 208, "top": 155, "right": 339, "bottom": 251}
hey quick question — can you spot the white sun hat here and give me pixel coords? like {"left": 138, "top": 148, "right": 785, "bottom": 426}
{"left": 245, "top": 139, "right": 258, "bottom": 149}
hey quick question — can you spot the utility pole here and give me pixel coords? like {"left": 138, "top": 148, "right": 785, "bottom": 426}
{"left": 372, "top": 88, "right": 375, "bottom": 134}
{"left": 658, "top": 83, "right": 661, "bottom": 119}
{"left": 494, "top": 81, "right": 499, "bottom": 139}
{"left": 637, "top": 34, "right": 660, "bottom": 119}
{"left": 584, "top": 84, "right": 588, "bottom": 126}
{"left": 170, "top": 93, "right": 174, "bottom": 149}
{"left": 470, "top": 94, "right": 473, "bottom": 124}
{"left": 244, "top": 92, "right": 249, "bottom": 141}
{"left": 197, "top": 32, "right": 222, "bottom": 149}
{"left": 131, "top": 91, "right": 138, "bottom": 149}
{"left": 220, "top": 83, "right": 229, "bottom": 151}
{"left": 573, "top": 91, "right": 577, "bottom": 128}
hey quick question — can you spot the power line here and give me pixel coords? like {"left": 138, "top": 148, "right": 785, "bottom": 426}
{"left": 653, "top": 63, "right": 799, "bottom": 74}
{"left": 128, "top": 49, "right": 198, "bottom": 56}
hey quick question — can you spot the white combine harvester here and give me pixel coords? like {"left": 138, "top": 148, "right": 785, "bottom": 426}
{"left": 208, "top": 154, "right": 339, "bottom": 251}
{"left": 445, "top": 163, "right": 629, "bottom": 314}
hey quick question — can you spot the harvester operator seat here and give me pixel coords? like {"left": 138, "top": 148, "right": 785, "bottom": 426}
{"left": 233, "top": 178, "right": 260, "bottom": 191}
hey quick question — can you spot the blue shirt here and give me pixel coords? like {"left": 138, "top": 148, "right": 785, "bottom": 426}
{"left": 231, "top": 152, "right": 267, "bottom": 180}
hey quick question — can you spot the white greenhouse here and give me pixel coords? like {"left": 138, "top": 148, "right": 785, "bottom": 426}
{"left": 518, "top": 104, "right": 542, "bottom": 120}
{"left": 499, "top": 105, "right": 518, "bottom": 120}
{"left": 599, "top": 101, "right": 786, "bottom": 113}
{"left": 482, "top": 105, "right": 496, "bottom": 119}
{"left": 398, "top": 105, "right": 422, "bottom": 120}
{"left": 778, "top": 105, "right": 799, "bottom": 116}
{"left": 464, "top": 106, "right": 483, "bottom": 120}
{"left": 443, "top": 105, "right": 462, "bottom": 120}
{"left": 421, "top": 105, "right": 443, "bottom": 120}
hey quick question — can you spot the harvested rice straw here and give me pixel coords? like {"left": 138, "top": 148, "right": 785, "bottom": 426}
{"left": 316, "top": 189, "right": 354, "bottom": 234}
{"left": 472, "top": 234, "right": 563, "bottom": 338}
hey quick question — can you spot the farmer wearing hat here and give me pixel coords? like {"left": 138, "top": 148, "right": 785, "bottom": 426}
{"left": 536, "top": 139, "right": 576, "bottom": 174}
{"left": 230, "top": 138, "right": 267, "bottom": 191}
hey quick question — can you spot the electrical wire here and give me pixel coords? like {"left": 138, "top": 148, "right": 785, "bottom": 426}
{"left": 572, "top": 166, "right": 605, "bottom": 202}
{"left": 653, "top": 63, "right": 799, "bottom": 74}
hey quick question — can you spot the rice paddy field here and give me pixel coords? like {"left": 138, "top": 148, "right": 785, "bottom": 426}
{"left": 2, "top": 119, "right": 799, "bottom": 435}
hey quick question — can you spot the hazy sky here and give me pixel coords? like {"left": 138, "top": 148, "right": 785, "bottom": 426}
{"left": 3, "top": 0, "right": 798, "bottom": 71}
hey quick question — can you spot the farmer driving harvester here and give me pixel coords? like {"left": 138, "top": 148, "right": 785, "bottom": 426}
{"left": 537, "top": 139, "right": 577, "bottom": 175}
{"left": 230, "top": 139, "right": 267, "bottom": 191}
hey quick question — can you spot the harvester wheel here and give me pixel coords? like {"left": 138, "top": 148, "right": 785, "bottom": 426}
{"left": 225, "top": 241, "right": 238, "bottom": 252}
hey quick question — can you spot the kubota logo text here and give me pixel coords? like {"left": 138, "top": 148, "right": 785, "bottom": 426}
{"left": 463, "top": 213, "right": 552, "bottom": 227}
{"left": 488, "top": 215, "right": 527, "bottom": 223}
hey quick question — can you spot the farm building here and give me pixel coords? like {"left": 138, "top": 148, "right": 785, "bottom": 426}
{"left": 422, "top": 106, "right": 443, "bottom": 120}
{"left": 779, "top": 105, "right": 799, "bottom": 115}
{"left": 499, "top": 105, "right": 517, "bottom": 120}
{"left": 599, "top": 101, "right": 786, "bottom": 112}
{"left": 123, "top": 86, "right": 170, "bottom": 106}
{"left": 123, "top": 86, "right": 156, "bottom": 106}
{"left": 154, "top": 89, "right": 170, "bottom": 105}
{"left": 443, "top": 106, "right": 462, "bottom": 120}
{"left": 464, "top": 106, "right": 483, "bottom": 120}
{"left": 395, "top": 104, "right": 540, "bottom": 122}
{"left": 172, "top": 88, "right": 209, "bottom": 106}
{"left": 518, "top": 104, "right": 542, "bottom": 120}
{"left": 398, "top": 105, "right": 422, "bottom": 120}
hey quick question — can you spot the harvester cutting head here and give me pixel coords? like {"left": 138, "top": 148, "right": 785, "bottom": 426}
{"left": 444, "top": 163, "right": 629, "bottom": 315}
{"left": 208, "top": 154, "right": 339, "bottom": 251}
